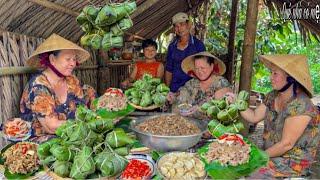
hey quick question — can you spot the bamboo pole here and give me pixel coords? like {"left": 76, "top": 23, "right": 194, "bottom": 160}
{"left": 239, "top": 0, "right": 259, "bottom": 136}
{"left": 226, "top": 0, "right": 239, "bottom": 84}
{"left": 130, "top": 0, "right": 161, "bottom": 19}
{"left": 27, "top": 0, "right": 80, "bottom": 17}
{"left": 0, "top": 66, "right": 99, "bottom": 76}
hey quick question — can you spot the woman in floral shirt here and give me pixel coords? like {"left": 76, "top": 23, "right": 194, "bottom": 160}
{"left": 169, "top": 51, "right": 232, "bottom": 120}
{"left": 240, "top": 55, "right": 319, "bottom": 178}
{"left": 20, "top": 34, "right": 96, "bottom": 142}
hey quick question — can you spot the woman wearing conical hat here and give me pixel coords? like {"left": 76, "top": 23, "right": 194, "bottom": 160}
{"left": 168, "top": 51, "right": 232, "bottom": 119}
{"left": 239, "top": 55, "right": 319, "bottom": 178}
{"left": 20, "top": 34, "right": 96, "bottom": 142}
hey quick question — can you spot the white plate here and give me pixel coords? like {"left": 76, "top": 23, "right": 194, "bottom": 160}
{"left": 2, "top": 121, "right": 32, "bottom": 142}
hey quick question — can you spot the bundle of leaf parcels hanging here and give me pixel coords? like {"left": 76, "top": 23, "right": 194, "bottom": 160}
{"left": 37, "top": 105, "right": 135, "bottom": 179}
{"left": 77, "top": 1, "right": 136, "bottom": 50}
{"left": 200, "top": 90, "right": 250, "bottom": 137}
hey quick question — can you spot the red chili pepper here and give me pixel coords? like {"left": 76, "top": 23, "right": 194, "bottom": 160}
{"left": 22, "top": 145, "right": 28, "bottom": 154}
{"left": 121, "top": 159, "right": 151, "bottom": 179}
{"left": 106, "top": 88, "right": 124, "bottom": 97}
{"left": 219, "top": 134, "right": 245, "bottom": 145}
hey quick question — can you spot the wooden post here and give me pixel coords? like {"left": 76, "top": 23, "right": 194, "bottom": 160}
{"left": 226, "top": 0, "right": 239, "bottom": 84}
{"left": 239, "top": 0, "right": 259, "bottom": 136}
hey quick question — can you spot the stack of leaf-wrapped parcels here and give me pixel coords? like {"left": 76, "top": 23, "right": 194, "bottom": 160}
{"left": 77, "top": 1, "right": 136, "bottom": 50}
{"left": 125, "top": 74, "right": 170, "bottom": 108}
{"left": 37, "top": 106, "right": 135, "bottom": 179}
{"left": 200, "top": 90, "right": 250, "bottom": 138}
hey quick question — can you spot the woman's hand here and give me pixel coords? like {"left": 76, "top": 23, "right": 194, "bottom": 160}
{"left": 224, "top": 92, "right": 236, "bottom": 103}
{"left": 179, "top": 105, "right": 198, "bottom": 117}
{"left": 121, "top": 80, "right": 130, "bottom": 89}
{"left": 166, "top": 92, "right": 176, "bottom": 104}
{"left": 39, "top": 114, "right": 66, "bottom": 134}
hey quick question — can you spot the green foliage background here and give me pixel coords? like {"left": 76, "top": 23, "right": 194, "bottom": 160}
{"left": 205, "top": 0, "right": 320, "bottom": 94}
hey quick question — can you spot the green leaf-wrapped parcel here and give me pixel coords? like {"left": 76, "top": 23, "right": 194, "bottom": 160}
{"left": 53, "top": 161, "right": 72, "bottom": 178}
{"left": 105, "top": 129, "right": 135, "bottom": 148}
{"left": 70, "top": 146, "right": 95, "bottom": 179}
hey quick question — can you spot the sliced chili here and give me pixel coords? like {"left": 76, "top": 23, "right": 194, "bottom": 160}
{"left": 121, "top": 159, "right": 151, "bottom": 179}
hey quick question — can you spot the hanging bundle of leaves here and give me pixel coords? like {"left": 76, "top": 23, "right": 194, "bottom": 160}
{"left": 95, "top": 1, "right": 136, "bottom": 26}
{"left": 83, "top": 5, "right": 101, "bottom": 23}
{"left": 110, "top": 16, "right": 133, "bottom": 36}
{"left": 101, "top": 33, "right": 123, "bottom": 51}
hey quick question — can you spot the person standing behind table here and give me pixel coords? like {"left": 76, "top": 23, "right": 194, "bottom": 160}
{"left": 121, "top": 39, "right": 164, "bottom": 88}
{"left": 165, "top": 12, "right": 205, "bottom": 101}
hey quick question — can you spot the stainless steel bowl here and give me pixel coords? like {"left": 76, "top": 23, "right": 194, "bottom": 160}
{"left": 130, "top": 113, "right": 208, "bottom": 152}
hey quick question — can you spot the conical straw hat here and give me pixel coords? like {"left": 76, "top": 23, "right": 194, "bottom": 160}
{"left": 26, "top": 34, "right": 90, "bottom": 68}
{"left": 259, "top": 54, "right": 313, "bottom": 97}
{"left": 182, "top": 51, "right": 226, "bottom": 76}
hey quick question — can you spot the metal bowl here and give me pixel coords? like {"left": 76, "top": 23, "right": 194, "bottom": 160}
{"left": 130, "top": 113, "right": 208, "bottom": 152}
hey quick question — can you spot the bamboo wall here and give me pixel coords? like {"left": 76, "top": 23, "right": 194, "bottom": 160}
{"left": 0, "top": 31, "right": 130, "bottom": 124}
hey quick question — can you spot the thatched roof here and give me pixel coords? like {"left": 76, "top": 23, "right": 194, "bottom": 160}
{"left": 265, "top": 0, "right": 320, "bottom": 41}
{"left": 0, "top": 0, "right": 205, "bottom": 42}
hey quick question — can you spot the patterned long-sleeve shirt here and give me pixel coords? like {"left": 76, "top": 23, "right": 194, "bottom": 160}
{"left": 20, "top": 72, "right": 96, "bottom": 140}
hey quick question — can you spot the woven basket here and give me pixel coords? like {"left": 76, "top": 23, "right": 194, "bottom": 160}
{"left": 128, "top": 102, "right": 160, "bottom": 110}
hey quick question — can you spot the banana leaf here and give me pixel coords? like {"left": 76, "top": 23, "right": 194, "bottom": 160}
{"left": 96, "top": 104, "right": 135, "bottom": 120}
{"left": 197, "top": 139, "right": 269, "bottom": 179}
{"left": 208, "top": 119, "right": 244, "bottom": 138}
{"left": 80, "top": 21, "right": 93, "bottom": 33}
{"left": 200, "top": 102, "right": 211, "bottom": 111}
{"left": 95, "top": 2, "right": 136, "bottom": 26}
{"left": 53, "top": 161, "right": 72, "bottom": 178}
{"left": 114, "top": 147, "right": 129, "bottom": 156}
{"left": 55, "top": 121, "right": 76, "bottom": 139}
{"left": 75, "top": 105, "right": 89, "bottom": 120}
{"left": 49, "top": 144, "right": 74, "bottom": 161}
{"left": 101, "top": 33, "right": 123, "bottom": 51}
{"left": 156, "top": 83, "right": 169, "bottom": 93}
{"left": 64, "top": 121, "right": 90, "bottom": 145}
{"left": 95, "top": 5, "right": 117, "bottom": 26}
{"left": 83, "top": 5, "right": 100, "bottom": 22}
{"left": 105, "top": 129, "right": 135, "bottom": 148}
{"left": 0, "top": 143, "right": 45, "bottom": 180}
{"left": 37, "top": 138, "right": 62, "bottom": 160}
{"left": 81, "top": 129, "right": 102, "bottom": 147}
{"left": 236, "top": 99, "right": 249, "bottom": 111}
{"left": 87, "top": 117, "right": 114, "bottom": 133}
{"left": 149, "top": 78, "right": 161, "bottom": 85}
{"left": 89, "top": 34, "right": 103, "bottom": 49}
{"left": 140, "top": 91, "right": 152, "bottom": 107}
{"left": 76, "top": 12, "right": 87, "bottom": 25}
{"left": 40, "top": 155, "right": 56, "bottom": 166}
{"left": 94, "top": 151, "right": 127, "bottom": 177}
{"left": 238, "top": 90, "right": 250, "bottom": 101}
{"left": 152, "top": 93, "right": 166, "bottom": 106}
{"left": 110, "top": 17, "right": 133, "bottom": 36}
{"left": 70, "top": 146, "right": 95, "bottom": 179}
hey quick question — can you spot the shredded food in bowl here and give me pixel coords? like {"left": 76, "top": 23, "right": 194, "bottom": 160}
{"left": 205, "top": 135, "right": 250, "bottom": 166}
{"left": 2, "top": 142, "right": 40, "bottom": 174}
{"left": 4, "top": 118, "right": 30, "bottom": 138}
{"left": 136, "top": 115, "right": 201, "bottom": 136}
{"left": 97, "top": 88, "right": 127, "bottom": 111}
